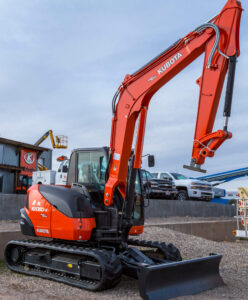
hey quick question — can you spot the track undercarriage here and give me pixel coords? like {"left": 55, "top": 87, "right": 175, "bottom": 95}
{"left": 5, "top": 238, "right": 223, "bottom": 300}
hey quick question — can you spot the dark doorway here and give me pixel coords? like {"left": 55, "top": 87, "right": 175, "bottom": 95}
{"left": 0, "top": 176, "right": 3, "bottom": 193}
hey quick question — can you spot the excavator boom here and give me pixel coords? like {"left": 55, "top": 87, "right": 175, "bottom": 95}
{"left": 104, "top": 0, "right": 242, "bottom": 206}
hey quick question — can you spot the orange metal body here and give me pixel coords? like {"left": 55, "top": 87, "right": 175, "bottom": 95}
{"left": 27, "top": 184, "right": 142, "bottom": 239}
{"left": 104, "top": 0, "right": 242, "bottom": 206}
{"left": 129, "top": 225, "right": 144, "bottom": 235}
{"left": 26, "top": 185, "right": 96, "bottom": 240}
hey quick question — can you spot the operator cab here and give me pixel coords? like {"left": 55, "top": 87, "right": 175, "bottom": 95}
{"left": 67, "top": 147, "right": 145, "bottom": 227}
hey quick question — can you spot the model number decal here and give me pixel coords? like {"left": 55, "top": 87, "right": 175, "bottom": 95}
{"left": 36, "top": 228, "right": 49, "bottom": 234}
{"left": 31, "top": 207, "right": 47, "bottom": 212}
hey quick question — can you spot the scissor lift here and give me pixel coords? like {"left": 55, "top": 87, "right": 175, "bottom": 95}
{"left": 234, "top": 188, "right": 248, "bottom": 239}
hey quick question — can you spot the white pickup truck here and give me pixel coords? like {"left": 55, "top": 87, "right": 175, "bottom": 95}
{"left": 152, "top": 172, "right": 214, "bottom": 201}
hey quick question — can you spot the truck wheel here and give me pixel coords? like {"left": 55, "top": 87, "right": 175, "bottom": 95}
{"left": 177, "top": 190, "right": 188, "bottom": 201}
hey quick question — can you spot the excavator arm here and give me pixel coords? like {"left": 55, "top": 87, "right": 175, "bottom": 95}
{"left": 104, "top": 0, "right": 242, "bottom": 206}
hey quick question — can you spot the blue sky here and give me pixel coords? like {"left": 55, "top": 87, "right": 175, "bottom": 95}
{"left": 0, "top": 0, "right": 247, "bottom": 190}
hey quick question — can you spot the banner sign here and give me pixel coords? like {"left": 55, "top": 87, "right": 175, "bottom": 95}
{"left": 20, "top": 148, "right": 37, "bottom": 176}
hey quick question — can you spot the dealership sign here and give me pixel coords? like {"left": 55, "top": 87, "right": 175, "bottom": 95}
{"left": 20, "top": 148, "right": 37, "bottom": 176}
{"left": 24, "top": 152, "right": 35, "bottom": 165}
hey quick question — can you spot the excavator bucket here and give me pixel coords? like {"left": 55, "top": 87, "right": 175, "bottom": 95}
{"left": 138, "top": 254, "right": 224, "bottom": 300}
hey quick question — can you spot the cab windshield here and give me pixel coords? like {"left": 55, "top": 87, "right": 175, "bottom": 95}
{"left": 171, "top": 173, "right": 188, "bottom": 180}
{"left": 141, "top": 170, "right": 154, "bottom": 180}
{"left": 77, "top": 151, "right": 107, "bottom": 188}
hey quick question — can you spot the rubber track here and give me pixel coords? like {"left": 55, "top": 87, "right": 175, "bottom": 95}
{"left": 4, "top": 239, "right": 122, "bottom": 291}
{"left": 128, "top": 238, "right": 182, "bottom": 261}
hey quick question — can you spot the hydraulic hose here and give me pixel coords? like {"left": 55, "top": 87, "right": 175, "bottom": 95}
{"left": 195, "top": 23, "right": 230, "bottom": 68}
{"left": 112, "top": 89, "right": 120, "bottom": 115}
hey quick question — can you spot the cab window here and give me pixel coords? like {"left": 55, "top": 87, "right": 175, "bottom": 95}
{"left": 135, "top": 173, "right": 142, "bottom": 194}
{"left": 58, "top": 162, "right": 63, "bottom": 172}
{"left": 141, "top": 170, "right": 154, "bottom": 180}
{"left": 160, "top": 173, "right": 171, "bottom": 180}
{"left": 171, "top": 173, "right": 188, "bottom": 180}
{"left": 77, "top": 151, "right": 107, "bottom": 187}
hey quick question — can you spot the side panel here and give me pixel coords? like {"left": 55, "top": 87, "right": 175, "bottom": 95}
{"left": 51, "top": 207, "right": 95, "bottom": 241}
{"left": 0, "top": 170, "right": 14, "bottom": 194}
{"left": 2, "top": 144, "right": 19, "bottom": 166}
{"left": 129, "top": 225, "right": 144, "bottom": 235}
{"left": 27, "top": 187, "right": 52, "bottom": 237}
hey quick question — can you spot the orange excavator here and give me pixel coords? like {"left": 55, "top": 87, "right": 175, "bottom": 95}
{"left": 5, "top": 1, "right": 243, "bottom": 299}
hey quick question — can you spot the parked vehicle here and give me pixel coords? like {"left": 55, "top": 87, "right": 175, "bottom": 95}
{"left": 152, "top": 172, "right": 214, "bottom": 201}
{"left": 32, "top": 170, "right": 56, "bottom": 185}
{"left": 213, "top": 187, "right": 226, "bottom": 198}
{"left": 141, "top": 169, "right": 177, "bottom": 199}
{"left": 32, "top": 157, "right": 69, "bottom": 186}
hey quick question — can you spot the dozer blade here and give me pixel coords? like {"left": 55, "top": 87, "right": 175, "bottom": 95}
{"left": 138, "top": 254, "right": 224, "bottom": 300}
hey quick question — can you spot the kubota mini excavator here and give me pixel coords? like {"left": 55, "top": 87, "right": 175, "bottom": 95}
{"left": 5, "top": 1, "right": 243, "bottom": 299}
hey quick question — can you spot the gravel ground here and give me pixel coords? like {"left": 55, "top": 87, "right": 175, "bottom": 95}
{"left": 0, "top": 220, "right": 19, "bottom": 232}
{"left": 145, "top": 216, "right": 234, "bottom": 225}
{"left": 0, "top": 226, "right": 248, "bottom": 300}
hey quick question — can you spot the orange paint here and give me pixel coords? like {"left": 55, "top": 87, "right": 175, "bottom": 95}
{"left": 26, "top": 185, "right": 95, "bottom": 240}
{"left": 104, "top": 0, "right": 242, "bottom": 205}
{"left": 129, "top": 225, "right": 144, "bottom": 235}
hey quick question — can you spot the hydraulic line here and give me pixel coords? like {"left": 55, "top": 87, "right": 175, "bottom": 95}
{"left": 112, "top": 89, "right": 120, "bottom": 115}
{"left": 195, "top": 23, "right": 230, "bottom": 68}
{"left": 223, "top": 54, "right": 237, "bottom": 130}
{"left": 112, "top": 23, "right": 229, "bottom": 114}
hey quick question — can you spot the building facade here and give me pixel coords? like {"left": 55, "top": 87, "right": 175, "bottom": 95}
{"left": 0, "top": 138, "right": 52, "bottom": 194}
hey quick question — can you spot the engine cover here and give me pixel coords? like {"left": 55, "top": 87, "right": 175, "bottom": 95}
{"left": 23, "top": 185, "right": 96, "bottom": 241}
